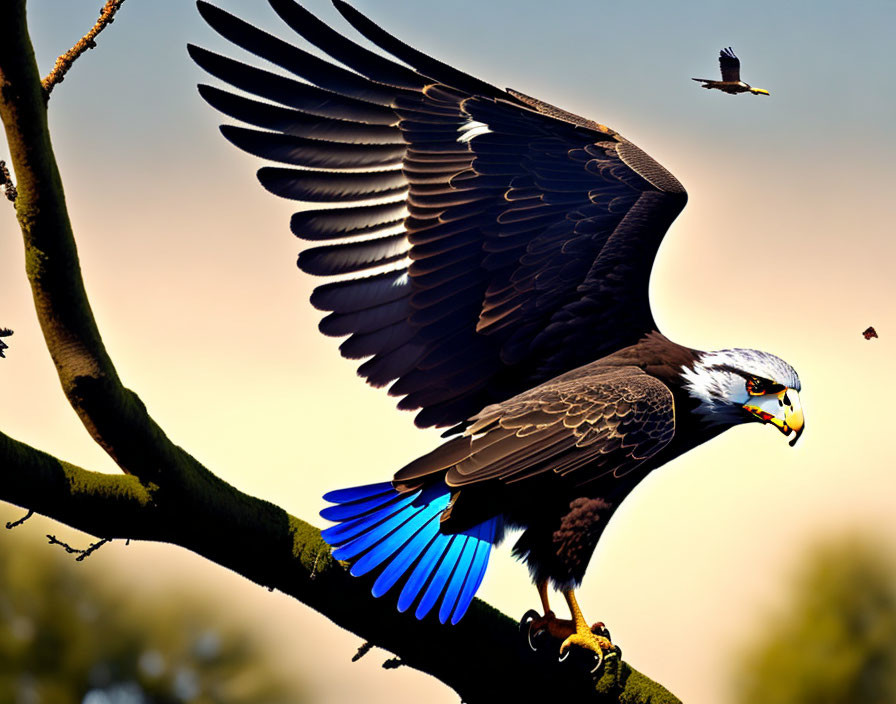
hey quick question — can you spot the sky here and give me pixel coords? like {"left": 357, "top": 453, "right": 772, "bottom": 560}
{"left": 2, "top": 1, "right": 895, "bottom": 702}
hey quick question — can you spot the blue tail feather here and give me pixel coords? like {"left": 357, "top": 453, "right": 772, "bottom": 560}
{"left": 333, "top": 500, "right": 426, "bottom": 561}
{"left": 320, "top": 490, "right": 419, "bottom": 546}
{"left": 319, "top": 489, "right": 407, "bottom": 521}
{"left": 320, "top": 481, "right": 501, "bottom": 623}
{"left": 372, "top": 513, "right": 442, "bottom": 597}
{"left": 451, "top": 525, "right": 494, "bottom": 624}
{"left": 439, "top": 534, "right": 479, "bottom": 623}
{"left": 323, "top": 482, "right": 394, "bottom": 504}
{"left": 397, "top": 531, "right": 451, "bottom": 612}
{"left": 416, "top": 534, "right": 469, "bottom": 620}
{"left": 350, "top": 500, "right": 443, "bottom": 577}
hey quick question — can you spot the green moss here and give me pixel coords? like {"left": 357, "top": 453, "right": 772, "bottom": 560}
{"left": 287, "top": 514, "right": 337, "bottom": 575}
{"left": 60, "top": 462, "right": 156, "bottom": 505}
{"left": 593, "top": 658, "right": 682, "bottom": 703}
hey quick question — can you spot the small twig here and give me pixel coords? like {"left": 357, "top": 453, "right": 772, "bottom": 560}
{"left": 5, "top": 509, "right": 33, "bottom": 529}
{"left": 310, "top": 548, "right": 322, "bottom": 580}
{"left": 46, "top": 534, "right": 111, "bottom": 560}
{"left": 382, "top": 657, "right": 404, "bottom": 670}
{"left": 41, "top": 0, "right": 127, "bottom": 97}
{"left": 0, "top": 161, "right": 16, "bottom": 202}
{"left": 352, "top": 641, "right": 374, "bottom": 662}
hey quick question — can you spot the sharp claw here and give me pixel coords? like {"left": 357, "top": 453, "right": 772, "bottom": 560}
{"left": 519, "top": 609, "right": 539, "bottom": 632}
{"left": 559, "top": 642, "right": 605, "bottom": 671}
{"left": 520, "top": 609, "right": 543, "bottom": 652}
{"left": 527, "top": 627, "right": 540, "bottom": 652}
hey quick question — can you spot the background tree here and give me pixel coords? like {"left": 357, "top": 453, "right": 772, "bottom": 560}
{"left": 0, "top": 2, "right": 678, "bottom": 702}
{"left": 0, "top": 529, "right": 301, "bottom": 704}
{"left": 731, "top": 535, "right": 896, "bottom": 704}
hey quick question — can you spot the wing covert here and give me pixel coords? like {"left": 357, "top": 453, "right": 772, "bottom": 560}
{"left": 394, "top": 365, "right": 675, "bottom": 489}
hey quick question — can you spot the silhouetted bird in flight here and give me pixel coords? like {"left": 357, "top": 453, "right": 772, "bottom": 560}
{"left": 193, "top": 0, "right": 802, "bottom": 668}
{"left": 693, "top": 47, "right": 769, "bottom": 95}
{"left": 0, "top": 328, "right": 12, "bottom": 358}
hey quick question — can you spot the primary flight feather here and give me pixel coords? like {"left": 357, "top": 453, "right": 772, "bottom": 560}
{"left": 193, "top": 0, "right": 803, "bottom": 662}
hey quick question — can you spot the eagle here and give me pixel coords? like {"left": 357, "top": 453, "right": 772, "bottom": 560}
{"left": 692, "top": 47, "right": 770, "bottom": 95}
{"left": 192, "top": 0, "right": 803, "bottom": 665}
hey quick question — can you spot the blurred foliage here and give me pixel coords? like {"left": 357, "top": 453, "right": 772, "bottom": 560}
{"left": 732, "top": 535, "right": 896, "bottom": 704}
{"left": 0, "top": 529, "right": 304, "bottom": 704}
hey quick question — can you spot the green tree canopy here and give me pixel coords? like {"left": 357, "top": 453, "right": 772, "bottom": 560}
{"left": 732, "top": 536, "right": 896, "bottom": 704}
{"left": 0, "top": 532, "right": 304, "bottom": 704}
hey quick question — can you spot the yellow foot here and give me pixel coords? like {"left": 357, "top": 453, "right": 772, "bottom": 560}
{"left": 559, "top": 628, "right": 613, "bottom": 657}
{"left": 520, "top": 610, "right": 614, "bottom": 657}
{"left": 558, "top": 626, "right": 615, "bottom": 672}
{"left": 559, "top": 589, "right": 617, "bottom": 672}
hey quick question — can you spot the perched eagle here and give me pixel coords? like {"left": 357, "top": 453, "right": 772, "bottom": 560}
{"left": 692, "top": 47, "right": 770, "bottom": 95}
{"left": 193, "top": 0, "right": 803, "bottom": 664}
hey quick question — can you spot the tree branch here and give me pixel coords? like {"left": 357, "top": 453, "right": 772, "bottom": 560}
{"left": 0, "top": 0, "right": 211, "bottom": 488}
{"left": 41, "top": 0, "right": 127, "bottom": 96}
{"left": 0, "top": 3, "right": 681, "bottom": 702}
{"left": 0, "top": 430, "right": 680, "bottom": 702}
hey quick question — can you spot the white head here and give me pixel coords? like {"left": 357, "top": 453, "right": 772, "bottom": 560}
{"left": 681, "top": 348, "right": 804, "bottom": 446}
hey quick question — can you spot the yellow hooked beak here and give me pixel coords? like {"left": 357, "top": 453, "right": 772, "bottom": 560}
{"left": 750, "top": 87, "right": 770, "bottom": 96}
{"left": 743, "top": 388, "right": 804, "bottom": 447}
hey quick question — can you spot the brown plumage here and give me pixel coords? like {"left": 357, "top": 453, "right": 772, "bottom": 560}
{"left": 393, "top": 332, "right": 713, "bottom": 586}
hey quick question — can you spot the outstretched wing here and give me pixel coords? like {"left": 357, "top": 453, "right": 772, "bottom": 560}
{"left": 719, "top": 47, "right": 741, "bottom": 82}
{"left": 394, "top": 365, "right": 675, "bottom": 493}
{"left": 192, "top": 0, "right": 687, "bottom": 428}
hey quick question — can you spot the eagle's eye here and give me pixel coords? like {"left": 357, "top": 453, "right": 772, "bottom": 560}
{"left": 746, "top": 376, "right": 784, "bottom": 396}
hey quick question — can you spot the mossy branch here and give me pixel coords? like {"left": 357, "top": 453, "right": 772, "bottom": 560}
{"left": 0, "top": 3, "right": 681, "bottom": 702}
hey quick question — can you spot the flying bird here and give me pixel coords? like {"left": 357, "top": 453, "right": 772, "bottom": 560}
{"left": 863, "top": 326, "right": 878, "bottom": 340}
{"left": 692, "top": 47, "right": 769, "bottom": 95}
{"left": 0, "top": 328, "right": 12, "bottom": 358}
{"left": 193, "top": 0, "right": 803, "bottom": 665}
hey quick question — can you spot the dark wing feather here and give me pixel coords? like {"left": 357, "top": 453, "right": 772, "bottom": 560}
{"left": 719, "top": 47, "right": 741, "bottom": 82}
{"left": 194, "top": 1, "right": 687, "bottom": 427}
{"left": 394, "top": 365, "right": 675, "bottom": 489}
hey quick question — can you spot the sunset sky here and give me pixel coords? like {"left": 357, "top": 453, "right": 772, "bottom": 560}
{"left": 2, "top": 1, "right": 895, "bottom": 702}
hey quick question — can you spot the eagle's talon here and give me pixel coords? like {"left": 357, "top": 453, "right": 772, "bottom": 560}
{"left": 527, "top": 624, "right": 548, "bottom": 652}
{"left": 520, "top": 609, "right": 558, "bottom": 652}
{"left": 558, "top": 630, "right": 614, "bottom": 669}
{"left": 519, "top": 609, "right": 540, "bottom": 633}
{"left": 558, "top": 642, "right": 604, "bottom": 672}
